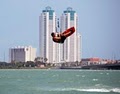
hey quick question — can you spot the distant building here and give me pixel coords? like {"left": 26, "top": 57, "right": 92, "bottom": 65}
{"left": 81, "top": 57, "right": 101, "bottom": 66}
{"left": 76, "top": 33, "right": 81, "bottom": 62}
{"left": 39, "top": 6, "right": 59, "bottom": 63}
{"left": 81, "top": 57, "right": 110, "bottom": 66}
{"left": 9, "top": 46, "right": 36, "bottom": 62}
{"left": 60, "top": 7, "right": 81, "bottom": 62}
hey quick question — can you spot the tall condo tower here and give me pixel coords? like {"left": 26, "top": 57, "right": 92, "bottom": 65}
{"left": 39, "top": 6, "right": 60, "bottom": 63}
{"left": 60, "top": 7, "right": 81, "bottom": 62}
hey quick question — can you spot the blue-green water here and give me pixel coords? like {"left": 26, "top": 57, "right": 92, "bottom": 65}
{"left": 0, "top": 69, "right": 120, "bottom": 94}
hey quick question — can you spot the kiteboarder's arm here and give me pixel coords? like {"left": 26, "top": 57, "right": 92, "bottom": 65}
{"left": 53, "top": 36, "right": 61, "bottom": 40}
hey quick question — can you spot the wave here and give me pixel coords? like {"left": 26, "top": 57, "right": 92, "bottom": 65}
{"left": 92, "top": 78, "right": 98, "bottom": 81}
{"left": 58, "top": 88, "right": 109, "bottom": 92}
{"left": 43, "top": 87, "right": 120, "bottom": 93}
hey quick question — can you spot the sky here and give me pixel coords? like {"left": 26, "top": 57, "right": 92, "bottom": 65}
{"left": 0, "top": 0, "right": 120, "bottom": 62}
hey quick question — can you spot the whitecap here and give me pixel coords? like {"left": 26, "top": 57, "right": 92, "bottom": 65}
{"left": 75, "top": 88, "right": 120, "bottom": 93}
{"left": 34, "top": 87, "right": 120, "bottom": 93}
{"left": 92, "top": 79, "right": 98, "bottom": 81}
{"left": 77, "top": 89, "right": 110, "bottom": 92}
{"left": 82, "top": 75, "right": 85, "bottom": 77}
{"left": 95, "top": 84, "right": 101, "bottom": 86}
{"left": 52, "top": 74, "right": 59, "bottom": 77}
{"left": 106, "top": 73, "right": 109, "bottom": 75}
{"left": 52, "top": 88, "right": 110, "bottom": 92}
{"left": 112, "top": 88, "right": 120, "bottom": 93}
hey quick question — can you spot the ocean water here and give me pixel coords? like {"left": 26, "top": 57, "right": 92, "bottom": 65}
{"left": 0, "top": 69, "right": 120, "bottom": 94}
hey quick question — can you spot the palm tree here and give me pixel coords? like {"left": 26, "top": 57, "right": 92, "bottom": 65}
{"left": 34, "top": 57, "right": 40, "bottom": 62}
{"left": 44, "top": 58, "right": 48, "bottom": 63}
{"left": 40, "top": 57, "right": 43, "bottom": 63}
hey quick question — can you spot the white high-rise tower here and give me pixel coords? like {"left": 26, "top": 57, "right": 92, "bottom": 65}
{"left": 60, "top": 7, "right": 81, "bottom": 62}
{"left": 39, "top": 7, "right": 81, "bottom": 63}
{"left": 39, "top": 6, "right": 60, "bottom": 63}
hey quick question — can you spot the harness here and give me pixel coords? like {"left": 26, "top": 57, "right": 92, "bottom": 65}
{"left": 60, "top": 35, "right": 66, "bottom": 43}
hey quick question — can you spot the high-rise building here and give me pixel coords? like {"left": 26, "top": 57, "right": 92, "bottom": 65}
{"left": 9, "top": 46, "right": 36, "bottom": 62}
{"left": 39, "top": 7, "right": 81, "bottom": 63}
{"left": 60, "top": 7, "right": 81, "bottom": 62}
{"left": 76, "top": 33, "right": 82, "bottom": 62}
{"left": 39, "top": 6, "right": 60, "bottom": 63}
